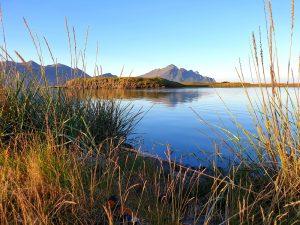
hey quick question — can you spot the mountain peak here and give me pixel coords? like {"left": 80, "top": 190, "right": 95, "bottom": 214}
{"left": 47, "top": 63, "right": 65, "bottom": 67}
{"left": 140, "top": 65, "right": 215, "bottom": 83}
{"left": 27, "top": 60, "right": 39, "bottom": 67}
{"left": 165, "top": 64, "right": 177, "bottom": 69}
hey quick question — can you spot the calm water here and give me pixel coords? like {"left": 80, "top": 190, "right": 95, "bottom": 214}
{"left": 81, "top": 87, "right": 298, "bottom": 167}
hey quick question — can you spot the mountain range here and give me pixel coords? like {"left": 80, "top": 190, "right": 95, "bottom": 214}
{"left": 2, "top": 61, "right": 215, "bottom": 85}
{"left": 139, "top": 64, "right": 215, "bottom": 82}
{"left": 2, "top": 60, "right": 90, "bottom": 85}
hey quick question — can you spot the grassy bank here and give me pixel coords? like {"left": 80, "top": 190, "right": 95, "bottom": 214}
{"left": 66, "top": 77, "right": 184, "bottom": 89}
{"left": 0, "top": 134, "right": 215, "bottom": 224}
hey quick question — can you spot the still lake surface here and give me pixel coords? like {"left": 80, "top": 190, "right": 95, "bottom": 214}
{"left": 83, "top": 87, "right": 298, "bottom": 167}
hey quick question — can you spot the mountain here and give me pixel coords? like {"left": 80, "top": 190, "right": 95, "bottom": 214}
{"left": 139, "top": 64, "right": 215, "bottom": 82}
{"left": 2, "top": 60, "right": 90, "bottom": 85}
{"left": 2, "top": 61, "right": 215, "bottom": 85}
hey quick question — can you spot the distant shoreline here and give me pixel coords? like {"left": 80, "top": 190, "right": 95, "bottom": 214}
{"left": 180, "top": 82, "right": 300, "bottom": 88}
{"left": 52, "top": 78, "right": 300, "bottom": 89}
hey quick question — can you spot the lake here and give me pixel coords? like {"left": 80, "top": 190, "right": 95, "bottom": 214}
{"left": 79, "top": 87, "right": 298, "bottom": 167}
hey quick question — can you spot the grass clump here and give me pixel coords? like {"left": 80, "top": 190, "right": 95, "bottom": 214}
{"left": 0, "top": 75, "right": 138, "bottom": 150}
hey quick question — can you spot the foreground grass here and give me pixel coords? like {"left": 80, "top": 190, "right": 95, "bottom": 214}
{"left": 0, "top": 136, "right": 216, "bottom": 224}
{"left": 1, "top": 122, "right": 299, "bottom": 224}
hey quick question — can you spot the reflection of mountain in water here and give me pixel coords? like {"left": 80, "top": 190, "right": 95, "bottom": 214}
{"left": 67, "top": 88, "right": 210, "bottom": 107}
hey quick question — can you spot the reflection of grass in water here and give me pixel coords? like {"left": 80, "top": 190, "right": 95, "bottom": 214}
{"left": 67, "top": 88, "right": 172, "bottom": 100}
{"left": 67, "top": 88, "right": 206, "bottom": 107}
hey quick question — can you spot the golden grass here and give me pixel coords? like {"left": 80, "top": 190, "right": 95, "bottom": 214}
{"left": 0, "top": 135, "right": 218, "bottom": 224}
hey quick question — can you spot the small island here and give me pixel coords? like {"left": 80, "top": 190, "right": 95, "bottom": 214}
{"left": 66, "top": 77, "right": 185, "bottom": 89}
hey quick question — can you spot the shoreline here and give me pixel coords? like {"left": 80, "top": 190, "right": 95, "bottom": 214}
{"left": 50, "top": 82, "right": 300, "bottom": 89}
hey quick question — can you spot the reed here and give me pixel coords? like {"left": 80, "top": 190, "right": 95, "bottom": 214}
{"left": 213, "top": 0, "right": 300, "bottom": 223}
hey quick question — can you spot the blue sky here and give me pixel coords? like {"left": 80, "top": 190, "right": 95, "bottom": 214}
{"left": 1, "top": 0, "right": 299, "bottom": 81}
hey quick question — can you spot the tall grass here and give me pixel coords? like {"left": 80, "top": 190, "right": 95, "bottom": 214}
{"left": 218, "top": 0, "right": 300, "bottom": 223}
{"left": 0, "top": 79, "right": 138, "bottom": 151}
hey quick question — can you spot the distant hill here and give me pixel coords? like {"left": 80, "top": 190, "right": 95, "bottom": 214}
{"left": 139, "top": 64, "right": 215, "bottom": 82}
{"left": 96, "top": 73, "right": 118, "bottom": 78}
{"left": 2, "top": 60, "right": 90, "bottom": 85}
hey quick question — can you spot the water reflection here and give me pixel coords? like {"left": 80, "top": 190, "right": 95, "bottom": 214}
{"left": 68, "top": 87, "right": 299, "bottom": 167}
{"left": 67, "top": 88, "right": 252, "bottom": 167}
{"left": 68, "top": 88, "right": 211, "bottom": 107}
